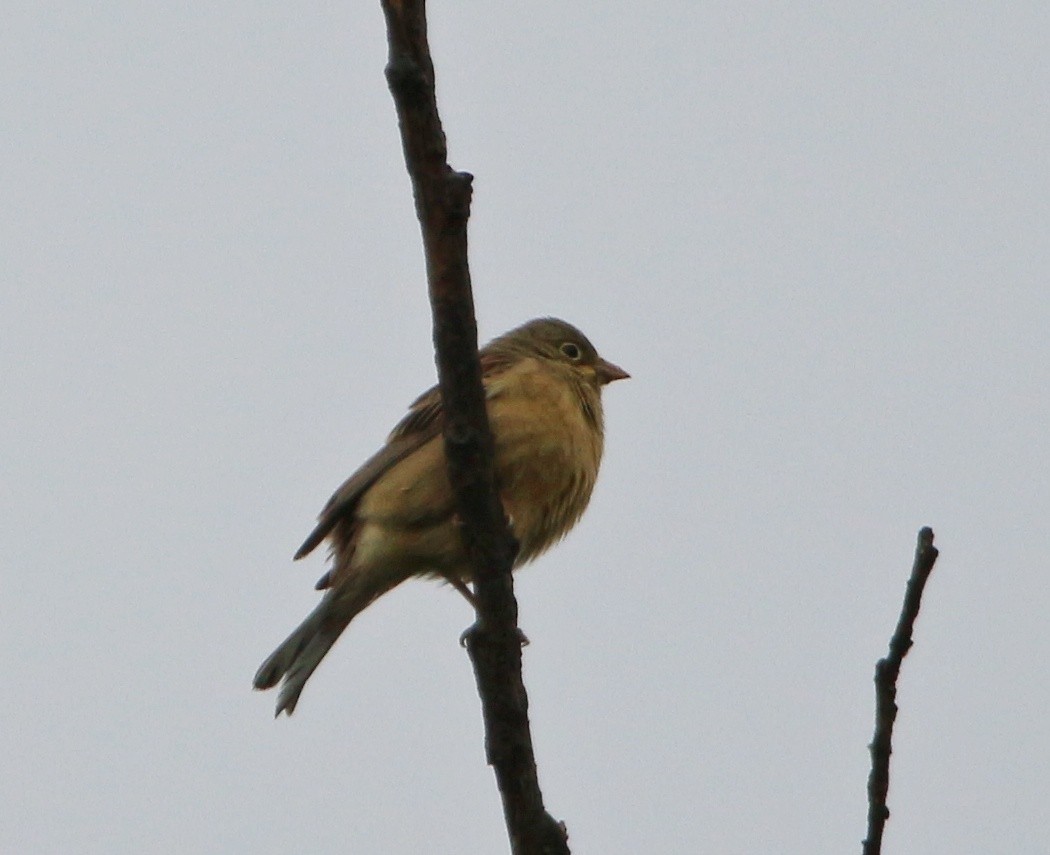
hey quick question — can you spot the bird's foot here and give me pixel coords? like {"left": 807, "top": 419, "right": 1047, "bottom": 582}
{"left": 459, "top": 622, "right": 530, "bottom": 648}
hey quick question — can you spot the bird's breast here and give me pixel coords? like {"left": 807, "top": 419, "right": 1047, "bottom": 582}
{"left": 487, "top": 362, "right": 604, "bottom": 564}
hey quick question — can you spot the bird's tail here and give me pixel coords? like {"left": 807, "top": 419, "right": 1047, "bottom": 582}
{"left": 253, "top": 575, "right": 396, "bottom": 716}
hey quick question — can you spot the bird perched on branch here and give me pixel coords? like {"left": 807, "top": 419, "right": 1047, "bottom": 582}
{"left": 253, "top": 317, "right": 629, "bottom": 716}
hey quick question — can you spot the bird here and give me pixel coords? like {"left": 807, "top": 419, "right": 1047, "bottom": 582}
{"left": 253, "top": 317, "right": 629, "bottom": 716}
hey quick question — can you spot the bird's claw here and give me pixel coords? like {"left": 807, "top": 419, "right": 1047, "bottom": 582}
{"left": 459, "top": 622, "right": 530, "bottom": 648}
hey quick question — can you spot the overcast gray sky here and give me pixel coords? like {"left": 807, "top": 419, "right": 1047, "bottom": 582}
{"left": 4, "top": 3, "right": 1049, "bottom": 853}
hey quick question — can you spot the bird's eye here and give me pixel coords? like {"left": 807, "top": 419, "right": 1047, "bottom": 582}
{"left": 560, "top": 342, "right": 582, "bottom": 360}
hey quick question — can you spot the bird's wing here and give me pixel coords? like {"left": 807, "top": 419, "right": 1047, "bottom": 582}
{"left": 293, "top": 352, "right": 514, "bottom": 562}
{"left": 293, "top": 386, "right": 444, "bottom": 561}
{"left": 385, "top": 383, "right": 444, "bottom": 442}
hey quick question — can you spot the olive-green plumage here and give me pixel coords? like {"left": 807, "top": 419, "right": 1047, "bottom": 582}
{"left": 253, "top": 318, "right": 628, "bottom": 715}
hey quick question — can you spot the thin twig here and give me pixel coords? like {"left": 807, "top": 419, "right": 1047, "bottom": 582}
{"left": 862, "top": 527, "right": 940, "bottom": 855}
{"left": 379, "top": 2, "right": 569, "bottom": 852}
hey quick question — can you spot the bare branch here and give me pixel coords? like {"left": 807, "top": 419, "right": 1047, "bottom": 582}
{"left": 379, "top": 2, "right": 570, "bottom": 851}
{"left": 862, "top": 527, "right": 940, "bottom": 855}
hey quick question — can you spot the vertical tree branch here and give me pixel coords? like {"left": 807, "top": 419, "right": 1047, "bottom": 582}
{"left": 379, "top": 2, "right": 570, "bottom": 852}
{"left": 862, "top": 527, "right": 940, "bottom": 855}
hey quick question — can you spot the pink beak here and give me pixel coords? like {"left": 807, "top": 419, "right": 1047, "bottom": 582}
{"left": 595, "top": 357, "right": 630, "bottom": 385}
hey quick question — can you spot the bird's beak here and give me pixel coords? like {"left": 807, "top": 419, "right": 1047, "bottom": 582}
{"left": 595, "top": 357, "right": 630, "bottom": 385}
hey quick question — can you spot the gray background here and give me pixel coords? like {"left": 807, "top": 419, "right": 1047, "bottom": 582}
{"left": 4, "top": 3, "right": 1048, "bottom": 853}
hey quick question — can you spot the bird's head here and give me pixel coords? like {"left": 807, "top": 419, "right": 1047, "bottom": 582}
{"left": 491, "top": 317, "right": 630, "bottom": 388}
